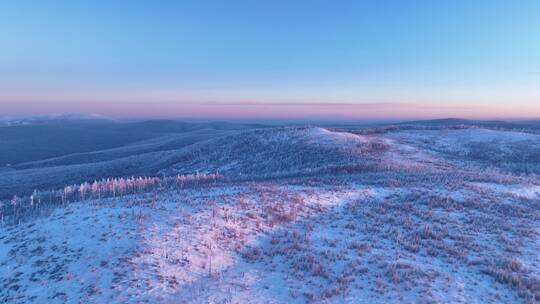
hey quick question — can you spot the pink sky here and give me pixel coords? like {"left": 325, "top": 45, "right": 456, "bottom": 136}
{"left": 1, "top": 98, "right": 538, "bottom": 120}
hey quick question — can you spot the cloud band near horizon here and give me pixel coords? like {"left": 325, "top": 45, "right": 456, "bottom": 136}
{"left": 0, "top": 99, "right": 537, "bottom": 120}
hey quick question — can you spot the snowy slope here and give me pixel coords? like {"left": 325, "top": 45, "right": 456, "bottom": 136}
{"left": 159, "top": 126, "right": 414, "bottom": 179}
{"left": 0, "top": 129, "right": 238, "bottom": 198}
{"left": 386, "top": 128, "right": 540, "bottom": 174}
{"left": 1, "top": 125, "right": 539, "bottom": 303}
{"left": 2, "top": 176, "right": 538, "bottom": 303}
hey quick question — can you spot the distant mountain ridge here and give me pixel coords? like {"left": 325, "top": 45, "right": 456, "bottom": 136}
{"left": 0, "top": 113, "right": 114, "bottom": 126}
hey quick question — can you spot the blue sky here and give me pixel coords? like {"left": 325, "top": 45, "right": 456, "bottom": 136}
{"left": 1, "top": 1, "right": 539, "bottom": 119}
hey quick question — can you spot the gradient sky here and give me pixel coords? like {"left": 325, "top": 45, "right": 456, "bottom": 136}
{"left": 1, "top": 1, "right": 539, "bottom": 120}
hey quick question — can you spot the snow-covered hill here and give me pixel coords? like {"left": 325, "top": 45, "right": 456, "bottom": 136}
{"left": 386, "top": 128, "right": 540, "bottom": 174}
{"left": 159, "top": 126, "right": 420, "bottom": 178}
{"left": 0, "top": 124, "right": 255, "bottom": 199}
{"left": 1, "top": 124, "right": 539, "bottom": 303}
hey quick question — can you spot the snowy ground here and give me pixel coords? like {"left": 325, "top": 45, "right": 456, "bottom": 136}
{"left": 1, "top": 126, "right": 539, "bottom": 303}
{"left": 385, "top": 128, "right": 540, "bottom": 175}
